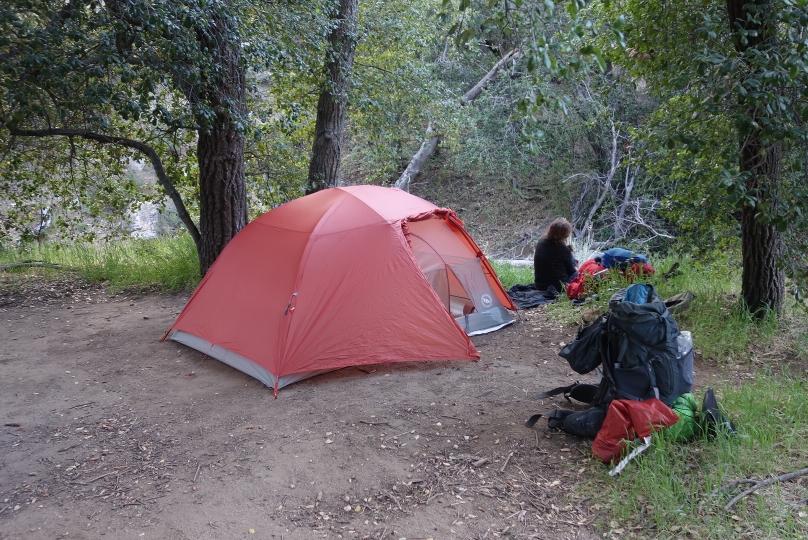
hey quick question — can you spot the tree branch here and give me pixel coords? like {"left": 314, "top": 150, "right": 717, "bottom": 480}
{"left": 5, "top": 126, "right": 201, "bottom": 247}
{"left": 717, "top": 466, "right": 808, "bottom": 511}
{"left": 395, "top": 48, "right": 520, "bottom": 191}
{"left": 460, "top": 48, "right": 520, "bottom": 105}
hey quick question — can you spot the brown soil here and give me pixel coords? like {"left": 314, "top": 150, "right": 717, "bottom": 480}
{"left": 0, "top": 276, "right": 718, "bottom": 540}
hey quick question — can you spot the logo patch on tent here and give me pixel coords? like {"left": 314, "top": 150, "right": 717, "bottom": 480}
{"left": 480, "top": 294, "right": 493, "bottom": 308}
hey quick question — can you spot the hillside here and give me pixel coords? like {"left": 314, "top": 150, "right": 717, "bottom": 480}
{"left": 408, "top": 162, "right": 559, "bottom": 261}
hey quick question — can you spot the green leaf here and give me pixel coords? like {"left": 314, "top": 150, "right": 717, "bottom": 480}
{"left": 593, "top": 50, "right": 606, "bottom": 72}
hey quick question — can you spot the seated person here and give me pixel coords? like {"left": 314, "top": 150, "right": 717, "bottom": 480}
{"left": 533, "top": 218, "right": 578, "bottom": 291}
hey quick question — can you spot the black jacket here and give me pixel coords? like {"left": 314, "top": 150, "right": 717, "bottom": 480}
{"left": 533, "top": 238, "right": 576, "bottom": 290}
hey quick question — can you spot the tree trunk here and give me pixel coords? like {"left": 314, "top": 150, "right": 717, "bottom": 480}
{"left": 741, "top": 205, "right": 785, "bottom": 314}
{"left": 306, "top": 0, "right": 358, "bottom": 194}
{"left": 197, "top": 124, "right": 247, "bottom": 276}
{"left": 728, "top": 0, "right": 785, "bottom": 315}
{"left": 195, "top": 9, "right": 248, "bottom": 275}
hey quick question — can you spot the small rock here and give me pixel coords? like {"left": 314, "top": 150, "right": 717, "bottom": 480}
{"left": 344, "top": 505, "right": 352, "bottom": 512}
{"left": 248, "top": 528, "right": 255, "bottom": 534}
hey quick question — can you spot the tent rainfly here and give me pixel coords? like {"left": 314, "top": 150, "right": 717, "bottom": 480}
{"left": 164, "top": 185, "right": 516, "bottom": 393}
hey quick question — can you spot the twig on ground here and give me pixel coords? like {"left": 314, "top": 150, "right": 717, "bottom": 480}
{"left": 472, "top": 458, "right": 489, "bottom": 467}
{"left": 718, "top": 466, "right": 808, "bottom": 511}
{"left": 70, "top": 471, "right": 117, "bottom": 485}
{"left": 441, "top": 415, "right": 463, "bottom": 422}
{"left": 193, "top": 464, "right": 201, "bottom": 483}
{"left": 57, "top": 443, "right": 82, "bottom": 453}
{"left": 360, "top": 421, "right": 390, "bottom": 426}
{"left": 0, "top": 262, "right": 64, "bottom": 271}
{"left": 388, "top": 492, "right": 402, "bottom": 511}
{"left": 426, "top": 492, "right": 443, "bottom": 505}
{"left": 500, "top": 452, "right": 514, "bottom": 473}
{"left": 69, "top": 402, "right": 97, "bottom": 409}
{"left": 475, "top": 389, "right": 495, "bottom": 398}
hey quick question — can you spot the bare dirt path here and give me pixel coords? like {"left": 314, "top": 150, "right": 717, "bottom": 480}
{"left": 0, "top": 278, "right": 620, "bottom": 540}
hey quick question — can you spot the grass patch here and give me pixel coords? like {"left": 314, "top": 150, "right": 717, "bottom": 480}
{"left": 523, "top": 254, "right": 783, "bottom": 363}
{"left": 0, "top": 236, "right": 200, "bottom": 293}
{"left": 490, "top": 260, "right": 533, "bottom": 289}
{"left": 593, "top": 375, "right": 808, "bottom": 539}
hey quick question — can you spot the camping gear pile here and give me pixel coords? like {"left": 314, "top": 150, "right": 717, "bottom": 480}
{"left": 566, "top": 247, "right": 656, "bottom": 300}
{"left": 527, "top": 283, "right": 734, "bottom": 471}
{"left": 164, "top": 185, "right": 516, "bottom": 394}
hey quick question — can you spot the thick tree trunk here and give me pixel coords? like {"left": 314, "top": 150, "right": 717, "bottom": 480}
{"left": 741, "top": 206, "right": 785, "bottom": 314}
{"left": 728, "top": 0, "right": 785, "bottom": 315}
{"left": 306, "top": 0, "right": 358, "bottom": 194}
{"left": 197, "top": 123, "right": 247, "bottom": 275}
{"left": 195, "top": 10, "right": 248, "bottom": 275}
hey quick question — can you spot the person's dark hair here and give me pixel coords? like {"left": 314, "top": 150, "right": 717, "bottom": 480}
{"left": 544, "top": 218, "right": 573, "bottom": 244}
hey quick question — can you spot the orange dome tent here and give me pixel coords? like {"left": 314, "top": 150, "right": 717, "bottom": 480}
{"left": 164, "top": 186, "right": 516, "bottom": 393}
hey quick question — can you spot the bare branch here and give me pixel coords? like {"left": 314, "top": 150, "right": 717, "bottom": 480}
{"left": 567, "top": 116, "right": 673, "bottom": 250}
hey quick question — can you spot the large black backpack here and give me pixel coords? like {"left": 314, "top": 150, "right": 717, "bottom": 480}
{"left": 526, "top": 283, "right": 694, "bottom": 437}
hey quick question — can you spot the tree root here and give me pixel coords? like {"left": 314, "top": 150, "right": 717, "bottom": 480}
{"left": 714, "top": 466, "right": 808, "bottom": 511}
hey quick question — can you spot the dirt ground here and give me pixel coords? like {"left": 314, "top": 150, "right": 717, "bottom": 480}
{"left": 0, "top": 277, "right": 715, "bottom": 540}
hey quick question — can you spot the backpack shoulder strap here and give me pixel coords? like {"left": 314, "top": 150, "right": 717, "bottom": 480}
{"left": 532, "top": 382, "right": 598, "bottom": 404}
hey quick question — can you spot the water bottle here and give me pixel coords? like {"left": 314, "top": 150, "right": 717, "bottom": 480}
{"left": 677, "top": 330, "right": 693, "bottom": 356}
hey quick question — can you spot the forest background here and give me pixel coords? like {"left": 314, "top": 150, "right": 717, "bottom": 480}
{"left": 4, "top": 0, "right": 808, "bottom": 312}
{"left": 3, "top": 1, "right": 808, "bottom": 536}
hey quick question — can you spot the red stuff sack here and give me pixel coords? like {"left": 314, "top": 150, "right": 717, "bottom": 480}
{"left": 591, "top": 398, "right": 679, "bottom": 463}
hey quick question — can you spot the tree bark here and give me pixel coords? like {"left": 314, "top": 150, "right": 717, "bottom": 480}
{"left": 193, "top": 9, "right": 248, "bottom": 275}
{"left": 727, "top": 0, "right": 785, "bottom": 315}
{"left": 306, "top": 0, "right": 358, "bottom": 194}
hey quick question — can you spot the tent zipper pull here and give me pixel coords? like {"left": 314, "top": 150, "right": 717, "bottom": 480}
{"left": 283, "top": 292, "right": 298, "bottom": 315}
